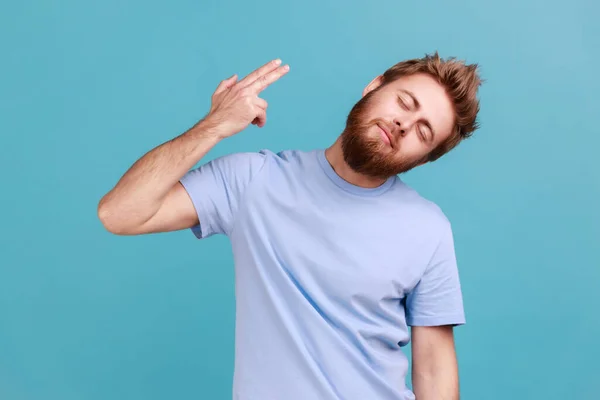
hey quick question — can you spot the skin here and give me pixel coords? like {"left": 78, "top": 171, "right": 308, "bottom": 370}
{"left": 97, "top": 59, "right": 460, "bottom": 399}
{"left": 325, "top": 72, "right": 456, "bottom": 187}
{"left": 97, "top": 59, "right": 290, "bottom": 235}
{"left": 411, "top": 323, "right": 460, "bottom": 400}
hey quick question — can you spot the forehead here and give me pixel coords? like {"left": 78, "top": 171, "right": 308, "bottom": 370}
{"left": 382, "top": 73, "right": 455, "bottom": 140}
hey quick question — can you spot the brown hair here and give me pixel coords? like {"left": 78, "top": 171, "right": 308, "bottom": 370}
{"left": 381, "top": 52, "right": 482, "bottom": 162}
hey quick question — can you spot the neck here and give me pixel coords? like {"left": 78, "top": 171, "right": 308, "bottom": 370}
{"left": 324, "top": 136, "right": 389, "bottom": 189}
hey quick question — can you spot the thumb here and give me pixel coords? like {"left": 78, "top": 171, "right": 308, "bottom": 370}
{"left": 252, "top": 110, "right": 267, "bottom": 128}
{"left": 215, "top": 74, "right": 238, "bottom": 94}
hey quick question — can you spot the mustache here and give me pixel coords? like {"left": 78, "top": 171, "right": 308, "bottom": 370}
{"left": 369, "top": 118, "right": 396, "bottom": 136}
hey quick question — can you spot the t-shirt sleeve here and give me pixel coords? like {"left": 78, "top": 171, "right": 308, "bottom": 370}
{"left": 178, "top": 151, "right": 267, "bottom": 239}
{"left": 405, "top": 221, "right": 466, "bottom": 327}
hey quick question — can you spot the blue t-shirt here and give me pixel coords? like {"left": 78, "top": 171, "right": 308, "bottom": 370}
{"left": 179, "top": 148, "right": 465, "bottom": 400}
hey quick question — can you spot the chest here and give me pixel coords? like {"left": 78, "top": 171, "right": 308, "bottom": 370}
{"left": 235, "top": 184, "right": 434, "bottom": 305}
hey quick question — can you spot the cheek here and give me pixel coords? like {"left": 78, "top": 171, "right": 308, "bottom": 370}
{"left": 396, "top": 136, "right": 429, "bottom": 159}
{"left": 364, "top": 101, "right": 397, "bottom": 123}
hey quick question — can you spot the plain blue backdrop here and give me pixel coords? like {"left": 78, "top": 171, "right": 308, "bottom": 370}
{"left": 1, "top": 0, "right": 598, "bottom": 399}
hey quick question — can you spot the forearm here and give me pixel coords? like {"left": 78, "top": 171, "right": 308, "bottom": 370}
{"left": 98, "top": 118, "right": 223, "bottom": 231}
{"left": 412, "top": 368, "right": 459, "bottom": 400}
{"left": 411, "top": 325, "right": 459, "bottom": 400}
{"left": 98, "top": 58, "right": 289, "bottom": 234}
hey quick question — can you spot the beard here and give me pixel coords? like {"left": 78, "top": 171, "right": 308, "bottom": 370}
{"left": 340, "top": 90, "right": 425, "bottom": 179}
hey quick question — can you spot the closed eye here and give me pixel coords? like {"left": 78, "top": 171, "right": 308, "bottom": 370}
{"left": 418, "top": 124, "right": 433, "bottom": 143}
{"left": 397, "top": 96, "right": 410, "bottom": 111}
{"left": 417, "top": 126, "right": 426, "bottom": 142}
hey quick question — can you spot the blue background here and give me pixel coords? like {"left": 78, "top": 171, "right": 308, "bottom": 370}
{"left": 1, "top": 0, "right": 598, "bottom": 399}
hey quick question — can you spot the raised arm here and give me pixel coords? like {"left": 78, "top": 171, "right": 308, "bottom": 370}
{"left": 97, "top": 58, "right": 289, "bottom": 235}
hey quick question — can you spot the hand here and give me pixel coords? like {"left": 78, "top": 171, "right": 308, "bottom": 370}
{"left": 203, "top": 58, "right": 290, "bottom": 139}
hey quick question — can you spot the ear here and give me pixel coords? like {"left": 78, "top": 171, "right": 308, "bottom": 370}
{"left": 362, "top": 75, "right": 385, "bottom": 97}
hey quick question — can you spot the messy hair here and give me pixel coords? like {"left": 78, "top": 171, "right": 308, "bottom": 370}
{"left": 381, "top": 52, "right": 482, "bottom": 162}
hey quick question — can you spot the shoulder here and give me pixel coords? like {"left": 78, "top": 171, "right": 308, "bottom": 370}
{"left": 205, "top": 148, "right": 283, "bottom": 173}
{"left": 270, "top": 148, "right": 318, "bottom": 163}
{"left": 220, "top": 148, "right": 313, "bottom": 163}
{"left": 183, "top": 149, "right": 273, "bottom": 186}
{"left": 201, "top": 148, "right": 317, "bottom": 181}
{"left": 256, "top": 148, "right": 319, "bottom": 171}
{"left": 214, "top": 149, "right": 271, "bottom": 165}
{"left": 389, "top": 179, "right": 452, "bottom": 232}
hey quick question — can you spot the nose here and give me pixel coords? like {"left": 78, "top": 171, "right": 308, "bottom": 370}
{"left": 393, "top": 118, "right": 408, "bottom": 136}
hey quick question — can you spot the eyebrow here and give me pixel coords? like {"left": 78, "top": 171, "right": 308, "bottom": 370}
{"left": 399, "top": 89, "right": 436, "bottom": 142}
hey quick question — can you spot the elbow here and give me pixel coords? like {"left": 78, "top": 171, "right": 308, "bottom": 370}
{"left": 97, "top": 197, "right": 130, "bottom": 235}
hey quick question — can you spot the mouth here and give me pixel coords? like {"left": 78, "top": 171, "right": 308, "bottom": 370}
{"left": 376, "top": 123, "right": 393, "bottom": 147}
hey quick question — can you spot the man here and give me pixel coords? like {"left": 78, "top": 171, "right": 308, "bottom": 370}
{"left": 98, "top": 52, "right": 482, "bottom": 400}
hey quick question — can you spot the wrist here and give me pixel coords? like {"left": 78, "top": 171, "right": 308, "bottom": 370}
{"left": 192, "top": 115, "right": 232, "bottom": 140}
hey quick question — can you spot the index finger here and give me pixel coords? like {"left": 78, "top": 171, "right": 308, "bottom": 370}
{"left": 249, "top": 64, "right": 290, "bottom": 93}
{"left": 238, "top": 58, "right": 282, "bottom": 87}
